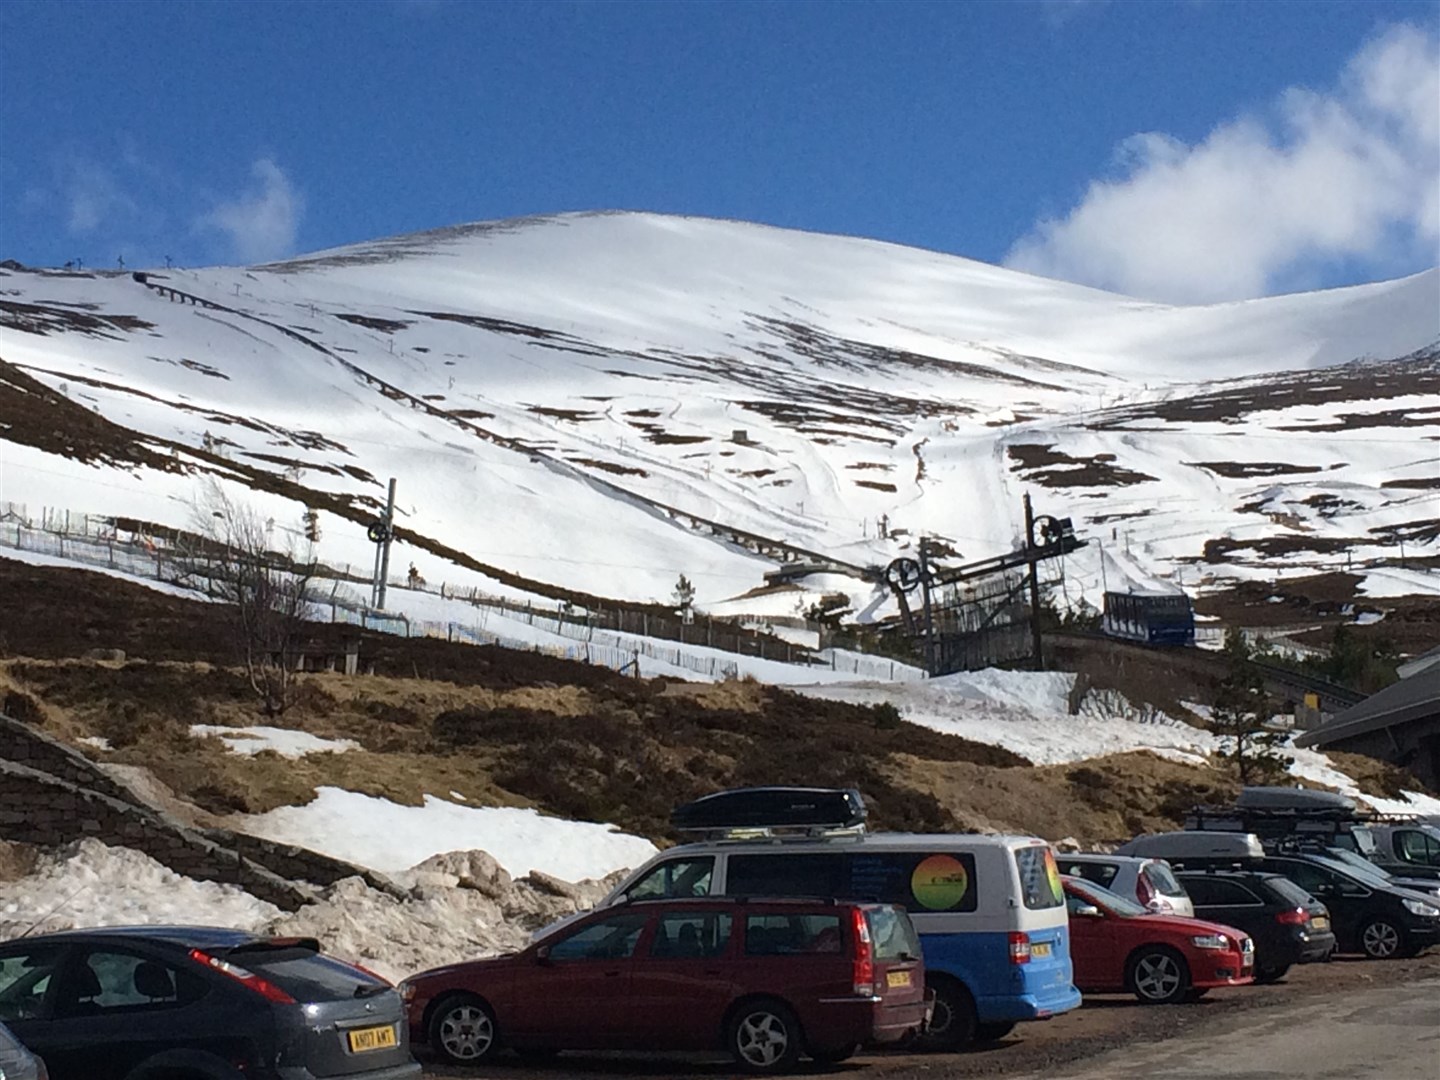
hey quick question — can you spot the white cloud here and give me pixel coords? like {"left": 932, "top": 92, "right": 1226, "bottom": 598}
{"left": 197, "top": 158, "right": 304, "bottom": 265}
{"left": 1006, "top": 24, "right": 1440, "bottom": 303}
{"left": 44, "top": 155, "right": 139, "bottom": 236}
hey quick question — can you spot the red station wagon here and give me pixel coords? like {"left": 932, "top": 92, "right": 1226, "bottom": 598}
{"left": 1063, "top": 877, "right": 1255, "bottom": 1004}
{"left": 401, "top": 897, "right": 929, "bottom": 1073}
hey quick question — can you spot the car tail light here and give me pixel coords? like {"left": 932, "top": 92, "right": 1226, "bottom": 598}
{"left": 1136, "top": 872, "right": 1156, "bottom": 908}
{"left": 1008, "top": 931, "right": 1031, "bottom": 965}
{"left": 1275, "top": 907, "right": 1309, "bottom": 926}
{"left": 189, "top": 948, "right": 296, "bottom": 1004}
{"left": 850, "top": 908, "right": 874, "bottom": 996}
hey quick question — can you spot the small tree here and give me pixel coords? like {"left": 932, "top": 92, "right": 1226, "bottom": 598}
{"left": 191, "top": 482, "right": 318, "bottom": 717}
{"left": 1209, "top": 631, "right": 1287, "bottom": 784}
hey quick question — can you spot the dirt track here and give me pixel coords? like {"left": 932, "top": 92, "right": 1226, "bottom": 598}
{"left": 419, "top": 950, "right": 1440, "bottom": 1078}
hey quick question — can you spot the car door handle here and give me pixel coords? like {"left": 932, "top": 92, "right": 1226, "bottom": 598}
{"left": 703, "top": 969, "right": 722, "bottom": 976}
{"left": 604, "top": 969, "right": 622, "bottom": 977}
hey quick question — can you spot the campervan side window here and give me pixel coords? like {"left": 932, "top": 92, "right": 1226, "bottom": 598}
{"left": 844, "top": 852, "right": 979, "bottom": 913}
{"left": 626, "top": 857, "right": 715, "bottom": 901}
{"left": 727, "top": 854, "right": 844, "bottom": 898}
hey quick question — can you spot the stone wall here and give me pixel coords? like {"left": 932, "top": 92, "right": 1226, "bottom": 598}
{"left": 0, "top": 713, "right": 141, "bottom": 807}
{"left": 0, "top": 712, "right": 405, "bottom": 907}
{"left": 0, "top": 759, "right": 312, "bottom": 910}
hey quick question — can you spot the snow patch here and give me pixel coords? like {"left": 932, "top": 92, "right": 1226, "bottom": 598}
{"left": 241, "top": 787, "right": 658, "bottom": 880}
{"left": 189, "top": 725, "right": 360, "bottom": 759}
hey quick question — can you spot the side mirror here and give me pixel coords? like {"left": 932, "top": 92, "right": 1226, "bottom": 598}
{"left": 1073, "top": 904, "right": 1102, "bottom": 918}
{"left": 535, "top": 945, "right": 552, "bottom": 965}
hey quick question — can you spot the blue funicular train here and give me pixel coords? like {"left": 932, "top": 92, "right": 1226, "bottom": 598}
{"left": 1102, "top": 589, "right": 1195, "bottom": 645}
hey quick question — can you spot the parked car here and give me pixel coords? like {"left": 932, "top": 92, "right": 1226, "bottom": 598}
{"left": 1054, "top": 853, "right": 1195, "bottom": 917}
{"left": 403, "top": 897, "right": 929, "bottom": 1073}
{"left": 1256, "top": 853, "right": 1440, "bottom": 959}
{"left": 1298, "top": 844, "right": 1440, "bottom": 900}
{"left": 578, "top": 787, "right": 1080, "bottom": 1048}
{"left": 0, "top": 1022, "right": 46, "bottom": 1080}
{"left": 0, "top": 927, "right": 420, "bottom": 1080}
{"left": 1174, "top": 869, "right": 1335, "bottom": 982}
{"left": 1062, "top": 877, "right": 1254, "bottom": 1004}
{"left": 1364, "top": 823, "right": 1440, "bottom": 882}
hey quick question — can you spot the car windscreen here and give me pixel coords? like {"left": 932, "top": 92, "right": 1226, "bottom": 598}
{"left": 1142, "top": 861, "right": 1188, "bottom": 898}
{"left": 1265, "top": 876, "right": 1320, "bottom": 908}
{"left": 866, "top": 906, "right": 922, "bottom": 961}
{"left": 226, "top": 946, "right": 386, "bottom": 1001}
{"left": 1324, "top": 848, "right": 1394, "bottom": 880}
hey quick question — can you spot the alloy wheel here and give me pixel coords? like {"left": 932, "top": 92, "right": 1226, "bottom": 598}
{"left": 438, "top": 1003, "right": 495, "bottom": 1060}
{"left": 1362, "top": 920, "right": 1400, "bottom": 958}
{"left": 1134, "top": 952, "right": 1183, "bottom": 1001}
{"left": 735, "top": 1010, "right": 790, "bottom": 1068}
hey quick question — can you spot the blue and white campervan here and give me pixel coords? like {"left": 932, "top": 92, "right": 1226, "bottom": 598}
{"left": 592, "top": 789, "right": 1081, "bottom": 1047}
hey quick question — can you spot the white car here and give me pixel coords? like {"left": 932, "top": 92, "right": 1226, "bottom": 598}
{"left": 1054, "top": 853, "right": 1195, "bottom": 917}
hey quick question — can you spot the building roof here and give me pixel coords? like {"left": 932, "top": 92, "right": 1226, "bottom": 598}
{"left": 1294, "top": 665, "right": 1440, "bottom": 748}
{"left": 1398, "top": 644, "right": 1440, "bottom": 680}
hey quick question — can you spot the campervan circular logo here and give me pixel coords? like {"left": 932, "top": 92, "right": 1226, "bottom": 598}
{"left": 910, "top": 854, "right": 969, "bottom": 910}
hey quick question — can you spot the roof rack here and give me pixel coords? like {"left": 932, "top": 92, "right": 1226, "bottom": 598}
{"left": 671, "top": 786, "right": 868, "bottom": 839}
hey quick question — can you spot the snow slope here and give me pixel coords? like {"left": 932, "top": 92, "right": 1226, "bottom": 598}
{"left": 2, "top": 212, "right": 1436, "bottom": 619}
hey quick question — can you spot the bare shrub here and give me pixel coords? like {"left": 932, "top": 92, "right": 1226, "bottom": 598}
{"left": 178, "top": 482, "right": 319, "bottom": 717}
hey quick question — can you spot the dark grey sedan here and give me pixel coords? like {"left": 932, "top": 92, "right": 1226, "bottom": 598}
{"left": 0, "top": 926, "right": 420, "bottom": 1080}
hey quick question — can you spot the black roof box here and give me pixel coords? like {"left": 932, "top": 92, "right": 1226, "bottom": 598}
{"left": 1236, "top": 787, "right": 1356, "bottom": 813}
{"left": 671, "top": 787, "right": 867, "bottom": 833}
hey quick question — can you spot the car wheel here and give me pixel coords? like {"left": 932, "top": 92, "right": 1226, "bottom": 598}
{"left": 728, "top": 999, "right": 803, "bottom": 1074}
{"left": 1254, "top": 964, "right": 1290, "bottom": 984}
{"left": 430, "top": 993, "right": 499, "bottom": 1065}
{"left": 917, "top": 977, "right": 977, "bottom": 1050}
{"left": 808, "top": 1042, "right": 859, "bottom": 1064}
{"left": 1360, "top": 918, "right": 1406, "bottom": 959}
{"left": 974, "top": 1021, "right": 1017, "bottom": 1042}
{"left": 1127, "top": 947, "right": 1189, "bottom": 1005}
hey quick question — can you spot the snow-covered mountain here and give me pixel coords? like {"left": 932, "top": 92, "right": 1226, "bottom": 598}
{"left": 2, "top": 211, "right": 1437, "bottom": 617}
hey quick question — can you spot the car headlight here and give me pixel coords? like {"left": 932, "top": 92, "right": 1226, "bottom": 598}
{"left": 1191, "top": 933, "right": 1230, "bottom": 950}
{"left": 1402, "top": 898, "right": 1440, "bottom": 918}
{"left": 398, "top": 980, "right": 416, "bottom": 1003}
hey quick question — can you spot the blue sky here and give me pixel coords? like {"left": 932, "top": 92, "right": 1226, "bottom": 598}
{"left": 1, "top": 0, "right": 1436, "bottom": 302}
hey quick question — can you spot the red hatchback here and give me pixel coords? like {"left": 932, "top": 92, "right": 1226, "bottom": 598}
{"left": 401, "top": 897, "right": 929, "bottom": 1074}
{"left": 1063, "top": 877, "right": 1255, "bottom": 1004}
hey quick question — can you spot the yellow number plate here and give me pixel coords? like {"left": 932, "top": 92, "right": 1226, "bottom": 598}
{"left": 886, "top": 970, "right": 912, "bottom": 988}
{"left": 347, "top": 1025, "right": 397, "bottom": 1053}
{"left": 1312, "top": 916, "right": 1329, "bottom": 930}
{"left": 1031, "top": 941, "right": 1053, "bottom": 958}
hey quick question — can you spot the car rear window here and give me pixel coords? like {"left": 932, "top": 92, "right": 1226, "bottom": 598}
{"left": 1014, "top": 846, "right": 1064, "bottom": 910}
{"left": 1143, "top": 861, "right": 1187, "bottom": 898}
{"left": 227, "top": 947, "right": 385, "bottom": 1002}
{"left": 866, "top": 907, "right": 921, "bottom": 961}
{"left": 1265, "top": 876, "right": 1319, "bottom": 907}
{"left": 744, "top": 913, "right": 843, "bottom": 956}
{"left": 1057, "top": 859, "right": 1118, "bottom": 888}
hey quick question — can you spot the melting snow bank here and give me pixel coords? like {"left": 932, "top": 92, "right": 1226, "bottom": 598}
{"left": 0, "top": 839, "right": 626, "bottom": 984}
{"left": 792, "top": 669, "right": 1218, "bottom": 766}
{"left": 189, "top": 725, "right": 360, "bottom": 758}
{"left": 241, "top": 787, "right": 659, "bottom": 879}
